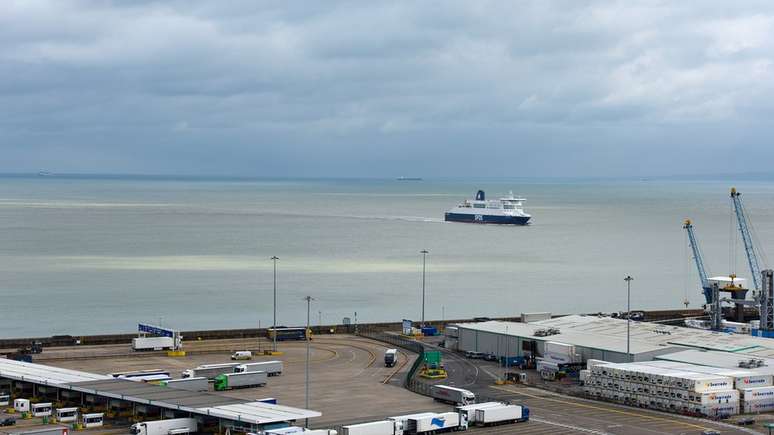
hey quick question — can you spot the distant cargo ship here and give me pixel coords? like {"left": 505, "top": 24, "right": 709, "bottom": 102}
{"left": 396, "top": 176, "right": 423, "bottom": 181}
{"left": 445, "top": 190, "right": 531, "bottom": 225}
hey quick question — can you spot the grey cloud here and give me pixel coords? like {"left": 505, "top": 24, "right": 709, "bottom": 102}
{"left": 1, "top": 1, "right": 774, "bottom": 177}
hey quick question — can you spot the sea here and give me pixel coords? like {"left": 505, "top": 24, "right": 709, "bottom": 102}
{"left": 2, "top": 175, "right": 774, "bottom": 338}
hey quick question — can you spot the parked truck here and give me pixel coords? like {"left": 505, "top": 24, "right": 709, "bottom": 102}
{"left": 213, "top": 371, "right": 267, "bottom": 390}
{"left": 429, "top": 385, "right": 475, "bottom": 405}
{"left": 161, "top": 377, "right": 209, "bottom": 392}
{"left": 474, "top": 404, "right": 529, "bottom": 426}
{"left": 129, "top": 418, "right": 198, "bottom": 435}
{"left": 182, "top": 362, "right": 240, "bottom": 379}
{"left": 384, "top": 349, "right": 398, "bottom": 367}
{"left": 132, "top": 336, "right": 175, "bottom": 351}
{"left": 234, "top": 360, "right": 283, "bottom": 376}
{"left": 341, "top": 420, "right": 403, "bottom": 435}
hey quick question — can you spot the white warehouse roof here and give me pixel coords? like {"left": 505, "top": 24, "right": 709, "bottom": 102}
{"left": 453, "top": 314, "right": 774, "bottom": 357}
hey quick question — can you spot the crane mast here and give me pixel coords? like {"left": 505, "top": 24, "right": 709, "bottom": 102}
{"left": 730, "top": 187, "right": 762, "bottom": 293}
{"left": 683, "top": 219, "right": 712, "bottom": 304}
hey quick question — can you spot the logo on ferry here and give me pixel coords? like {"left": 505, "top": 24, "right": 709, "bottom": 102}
{"left": 474, "top": 215, "right": 483, "bottom": 221}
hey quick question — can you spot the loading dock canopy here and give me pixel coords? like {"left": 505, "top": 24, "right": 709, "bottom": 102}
{"left": 0, "top": 359, "right": 320, "bottom": 425}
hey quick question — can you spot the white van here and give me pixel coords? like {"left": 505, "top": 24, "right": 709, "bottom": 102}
{"left": 231, "top": 351, "right": 253, "bottom": 360}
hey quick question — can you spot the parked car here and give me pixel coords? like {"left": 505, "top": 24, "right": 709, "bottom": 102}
{"left": 0, "top": 417, "right": 17, "bottom": 427}
{"left": 465, "top": 351, "right": 485, "bottom": 359}
{"left": 484, "top": 353, "right": 498, "bottom": 361}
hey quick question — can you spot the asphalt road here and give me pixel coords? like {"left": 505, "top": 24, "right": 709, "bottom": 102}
{"left": 418, "top": 338, "right": 760, "bottom": 435}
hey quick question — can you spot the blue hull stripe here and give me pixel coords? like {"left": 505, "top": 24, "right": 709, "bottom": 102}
{"left": 444, "top": 213, "right": 530, "bottom": 225}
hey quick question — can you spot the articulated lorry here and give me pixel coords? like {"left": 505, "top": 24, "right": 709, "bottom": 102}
{"left": 234, "top": 360, "right": 283, "bottom": 376}
{"left": 214, "top": 371, "right": 267, "bottom": 390}
{"left": 182, "top": 362, "right": 240, "bottom": 379}
{"left": 429, "top": 385, "right": 475, "bottom": 405}
{"left": 129, "top": 418, "right": 198, "bottom": 435}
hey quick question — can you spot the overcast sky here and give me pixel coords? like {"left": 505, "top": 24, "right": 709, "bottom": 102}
{"left": 2, "top": 1, "right": 774, "bottom": 178}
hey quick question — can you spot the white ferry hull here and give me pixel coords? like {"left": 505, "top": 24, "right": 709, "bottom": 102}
{"left": 444, "top": 211, "right": 530, "bottom": 225}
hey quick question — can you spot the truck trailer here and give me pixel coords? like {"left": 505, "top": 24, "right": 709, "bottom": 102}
{"left": 341, "top": 420, "right": 403, "bottom": 435}
{"left": 182, "top": 362, "right": 240, "bottom": 379}
{"left": 474, "top": 404, "right": 529, "bottom": 426}
{"left": 132, "top": 336, "right": 175, "bottom": 351}
{"left": 129, "top": 418, "right": 198, "bottom": 435}
{"left": 214, "top": 371, "right": 267, "bottom": 390}
{"left": 429, "top": 385, "right": 475, "bottom": 405}
{"left": 455, "top": 402, "right": 503, "bottom": 424}
{"left": 161, "top": 377, "right": 209, "bottom": 392}
{"left": 406, "top": 412, "right": 464, "bottom": 434}
{"left": 234, "top": 360, "right": 283, "bottom": 376}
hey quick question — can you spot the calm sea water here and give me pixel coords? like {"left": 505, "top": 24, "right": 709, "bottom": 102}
{"left": 1, "top": 176, "right": 774, "bottom": 338}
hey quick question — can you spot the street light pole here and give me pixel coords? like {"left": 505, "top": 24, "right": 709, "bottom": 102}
{"left": 625, "top": 275, "right": 634, "bottom": 361}
{"left": 420, "top": 250, "right": 429, "bottom": 326}
{"left": 304, "top": 296, "right": 314, "bottom": 428}
{"left": 271, "top": 256, "right": 279, "bottom": 353}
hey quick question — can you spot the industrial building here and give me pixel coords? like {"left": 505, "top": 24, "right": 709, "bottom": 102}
{"left": 450, "top": 314, "right": 774, "bottom": 364}
{"left": 0, "top": 359, "right": 320, "bottom": 433}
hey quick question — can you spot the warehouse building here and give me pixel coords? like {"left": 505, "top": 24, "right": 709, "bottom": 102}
{"left": 451, "top": 314, "right": 774, "bottom": 364}
{"left": 0, "top": 359, "right": 319, "bottom": 433}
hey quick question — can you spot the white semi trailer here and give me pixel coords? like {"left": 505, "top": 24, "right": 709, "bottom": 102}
{"left": 455, "top": 402, "right": 503, "bottom": 423}
{"left": 429, "top": 385, "right": 475, "bottom": 405}
{"left": 234, "top": 360, "right": 283, "bottom": 376}
{"left": 406, "top": 412, "right": 464, "bottom": 434}
{"left": 182, "top": 362, "right": 241, "bottom": 379}
{"left": 474, "top": 404, "right": 529, "bottom": 425}
{"left": 341, "top": 420, "right": 404, "bottom": 435}
{"left": 132, "top": 336, "right": 175, "bottom": 351}
{"left": 161, "top": 377, "right": 209, "bottom": 392}
{"left": 129, "top": 418, "right": 198, "bottom": 435}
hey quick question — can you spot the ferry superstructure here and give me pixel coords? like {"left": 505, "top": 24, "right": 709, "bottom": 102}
{"left": 444, "top": 190, "right": 530, "bottom": 225}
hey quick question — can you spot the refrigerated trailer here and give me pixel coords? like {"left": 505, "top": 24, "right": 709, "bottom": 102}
{"left": 234, "top": 360, "right": 283, "bottom": 376}
{"left": 129, "top": 418, "right": 198, "bottom": 435}
{"left": 406, "top": 412, "right": 463, "bottom": 434}
{"left": 385, "top": 349, "right": 398, "bottom": 367}
{"left": 456, "top": 402, "right": 503, "bottom": 423}
{"left": 214, "top": 371, "right": 267, "bottom": 390}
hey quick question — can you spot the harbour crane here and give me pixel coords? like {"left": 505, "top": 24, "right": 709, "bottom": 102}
{"left": 683, "top": 219, "right": 713, "bottom": 305}
{"left": 730, "top": 188, "right": 763, "bottom": 293}
{"left": 730, "top": 187, "right": 773, "bottom": 332}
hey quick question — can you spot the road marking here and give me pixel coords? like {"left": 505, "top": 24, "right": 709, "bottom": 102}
{"left": 491, "top": 385, "right": 710, "bottom": 431}
{"left": 529, "top": 416, "right": 612, "bottom": 434}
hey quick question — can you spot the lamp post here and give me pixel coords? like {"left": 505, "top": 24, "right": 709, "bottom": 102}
{"left": 271, "top": 256, "right": 279, "bottom": 352}
{"left": 420, "top": 250, "right": 429, "bottom": 326}
{"left": 624, "top": 275, "right": 634, "bottom": 361}
{"left": 304, "top": 296, "right": 314, "bottom": 428}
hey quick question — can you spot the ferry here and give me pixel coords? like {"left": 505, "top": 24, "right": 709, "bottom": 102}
{"left": 445, "top": 190, "right": 531, "bottom": 225}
